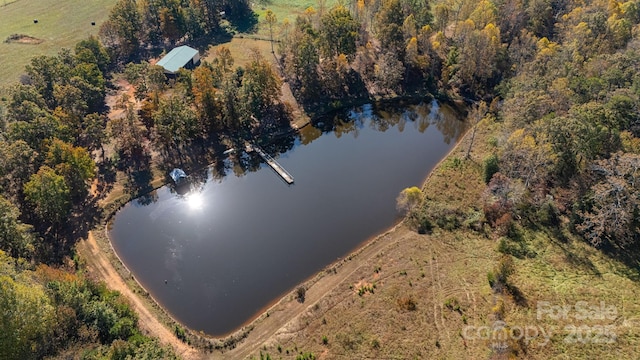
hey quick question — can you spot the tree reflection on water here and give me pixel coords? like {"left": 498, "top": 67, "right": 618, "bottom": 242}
{"left": 135, "top": 99, "right": 465, "bottom": 207}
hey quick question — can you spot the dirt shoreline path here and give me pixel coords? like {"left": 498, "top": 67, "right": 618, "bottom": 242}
{"left": 77, "top": 233, "right": 203, "bottom": 360}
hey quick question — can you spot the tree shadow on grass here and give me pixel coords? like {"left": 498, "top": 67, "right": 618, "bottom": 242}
{"left": 540, "top": 222, "right": 640, "bottom": 283}
{"left": 116, "top": 148, "right": 157, "bottom": 205}
{"left": 600, "top": 242, "right": 640, "bottom": 282}
{"left": 505, "top": 283, "right": 528, "bottom": 308}
{"left": 37, "top": 190, "right": 105, "bottom": 264}
{"left": 125, "top": 168, "right": 154, "bottom": 201}
{"left": 228, "top": 12, "right": 259, "bottom": 34}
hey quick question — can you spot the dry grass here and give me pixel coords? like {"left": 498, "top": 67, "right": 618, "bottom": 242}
{"left": 205, "top": 37, "right": 275, "bottom": 68}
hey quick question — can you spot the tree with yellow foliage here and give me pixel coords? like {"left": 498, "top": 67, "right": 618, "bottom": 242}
{"left": 397, "top": 186, "right": 423, "bottom": 214}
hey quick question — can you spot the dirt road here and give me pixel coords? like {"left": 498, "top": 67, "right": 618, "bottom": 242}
{"left": 77, "top": 232, "right": 203, "bottom": 360}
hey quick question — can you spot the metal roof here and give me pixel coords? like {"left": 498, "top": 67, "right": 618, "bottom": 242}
{"left": 156, "top": 46, "right": 199, "bottom": 73}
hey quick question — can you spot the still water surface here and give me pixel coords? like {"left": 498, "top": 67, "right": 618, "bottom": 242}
{"left": 110, "top": 100, "right": 466, "bottom": 335}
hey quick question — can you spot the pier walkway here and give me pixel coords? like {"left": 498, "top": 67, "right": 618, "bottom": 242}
{"left": 246, "top": 144, "right": 294, "bottom": 184}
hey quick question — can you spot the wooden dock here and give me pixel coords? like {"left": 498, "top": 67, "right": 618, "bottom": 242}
{"left": 247, "top": 144, "right": 294, "bottom": 184}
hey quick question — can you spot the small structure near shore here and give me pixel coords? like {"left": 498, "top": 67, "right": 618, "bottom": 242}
{"left": 156, "top": 46, "right": 200, "bottom": 75}
{"left": 170, "top": 168, "right": 188, "bottom": 184}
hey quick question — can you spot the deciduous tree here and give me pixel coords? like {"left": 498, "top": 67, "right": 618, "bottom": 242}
{"left": 23, "top": 166, "right": 71, "bottom": 226}
{"left": 154, "top": 96, "right": 198, "bottom": 155}
{"left": 0, "top": 196, "right": 35, "bottom": 258}
{"left": 240, "top": 51, "right": 282, "bottom": 120}
{"left": 397, "top": 186, "right": 423, "bottom": 214}
{"left": 578, "top": 152, "right": 640, "bottom": 248}
{"left": 0, "top": 266, "right": 54, "bottom": 360}
{"left": 45, "top": 139, "right": 96, "bottom": 200}
{"left": 192, "top": 64, "right": 221, "bottom": 128}
{"left": 500, "top": 128, "right": 556, "bottom": 188}
{"left": 0, "top": 140, "right": 38, "bottom": 198}
{"left": 107, "top": 105, "right": 144, "bottom": 158}
{"left": 319, "top": 5, "right": 360, "bottom": 58}
{"left": 99, "top": 0, "right": 142, "bottom": 61}
{"left": 376, "top": 0, "right": 406, "bottom": 54}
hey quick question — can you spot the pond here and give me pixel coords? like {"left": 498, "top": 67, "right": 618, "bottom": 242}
{"left": 109, "top": 100, "right": 467, "bottom": 336}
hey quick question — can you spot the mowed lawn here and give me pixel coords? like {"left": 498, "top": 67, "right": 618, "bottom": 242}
{"left": 0, "top": 0, "right": 115, "bottom": 87}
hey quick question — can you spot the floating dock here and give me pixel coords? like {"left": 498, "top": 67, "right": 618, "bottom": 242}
{"left": 247, "top": 144, "right": 294, "bottom": 184}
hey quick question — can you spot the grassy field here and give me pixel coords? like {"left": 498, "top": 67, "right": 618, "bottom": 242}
{"left": 206, "top": 37, "right": 275, "bottom": 67}
{"left": 0, "top": 0, "right": 19, "bottom": 7}
{"left": 251, "top": 0, "right": 338, "bottom": 33}
{"left": 0, "top": 0, "right": 114, "bottom": 88}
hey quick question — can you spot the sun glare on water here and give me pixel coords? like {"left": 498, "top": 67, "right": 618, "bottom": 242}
{"left": 186, "top": 191, "right": 205, "bottom": 210}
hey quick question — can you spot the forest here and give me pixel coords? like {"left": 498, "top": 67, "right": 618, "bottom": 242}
{"left": 2, "top": 0, "right": 640, "bottom": 358}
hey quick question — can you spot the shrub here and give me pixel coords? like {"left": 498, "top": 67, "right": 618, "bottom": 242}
{"left": 296, "top": 286, "right": 306, "bottom": 303}
{"left": 463, "top": 209, "right": 484, "bottom": 231}
{"left": 497, "top": 235, "right": 536, "bottom": 259}
{"left": 483, "top": 154, "right": 499, "bottom": 184}
{"left": 487, "top": 136, "right": 499, "bottom": 147}
{"left": 371, "top": 338, "right": 380, "bottom": 349}
{"left": 496, "top": 256, "right": 515, "bottom": 282}
{"left": 535, "top": 199, "right": 559, "bottom": 226}
{"left": 492, "top": 298, "right": 506, "bottom": 320}
{"left": 482, "top": 173, "right": 522, "bottom": 226}
{"left": 174, "top": 325, "right": 186, "bottom": 342}
{"left": 397, "top": 296, "right": 417, "bottom": 311}
{"left": 435, "top": 212, "right": 461, "bottom": 230}
{"left": 408, "top": 210, "right": 433, "bottom": 234}
{"left": 444, "top": 297, "right": 462, "bottom": 312}
{"left": 296, "top": 351, "right": 316, "bottom": 360}
{"left": 322, "top": 335, "right": 328, "bottom": 345}
{"left": 357, "top": 284, "right": 375, "bottom": 296}
{"left": 494, "top": 213, "right": 514, "bottom": 237}
{"left": 489, "top": 256, "right": 515, "bottom": 292}
{"left": 443, "top": 156, "right": 463, "bottom": 170}
{"left": 418, "top": 203, "right": 464, "bottom": 231}
{"left": 487, "top": 271, "right": 496, "bottom": 288}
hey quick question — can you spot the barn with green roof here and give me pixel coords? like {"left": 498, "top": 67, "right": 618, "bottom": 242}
{"left": 156, "top": 46, "right": 200, "bottom": 75}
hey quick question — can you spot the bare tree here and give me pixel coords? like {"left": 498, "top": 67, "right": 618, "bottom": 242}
{"left": 578, "top": 152, "right": 640, "bottom": 248}
{"left": 265, "top": 10, "right": 277, "bottom": 55}
{"left": 465, "top": 101, "right": 487, "bottom": 160}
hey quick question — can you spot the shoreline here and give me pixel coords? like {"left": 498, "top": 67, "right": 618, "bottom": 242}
{"left": 80, "top": 94, "right": 471, "bottom": 356}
